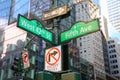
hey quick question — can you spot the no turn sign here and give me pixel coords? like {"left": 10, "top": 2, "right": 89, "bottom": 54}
{"left": 45, "top": 45, "right": 61, "bottom": 72}
{"left": 22, "top": 52, "right": 30, "bottom": 68}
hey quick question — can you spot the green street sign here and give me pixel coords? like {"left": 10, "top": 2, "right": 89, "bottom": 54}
{"left": 60, "top": 19, "right": 100, "bottom": 43}
{"left": 17, "top": 14, "right": 54, "bottom": 43}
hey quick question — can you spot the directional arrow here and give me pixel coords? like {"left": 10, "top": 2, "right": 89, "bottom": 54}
{"left": 48, "top": 51, "right": 58, "bottom": 62}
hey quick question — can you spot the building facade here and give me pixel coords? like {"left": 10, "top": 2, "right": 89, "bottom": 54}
{"left": 0, "top": 0, "right": 76, "bottom": 79}
{"left": 107, "top": 0, "right": 120, "bottom": 32}
{"left": 0, "top": 0, "right": 28, "bottom": 79}
{"left": 0, "top": 0, "right": 50, "bottom": 79}
{"left": 75, "top": 0, "right": 106, "bottom": 80}
{"left": 107, "top": 38, "right": 120, "bottom": 79}
{"left": 102, "top": 33, "right": 110, "bottom": 74}
{"left": 99, "top": 16, "right": 109, "bottom": 40}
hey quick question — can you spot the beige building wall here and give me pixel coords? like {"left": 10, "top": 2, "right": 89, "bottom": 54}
{"left": 75, "top": 0, "right": 106, "bottom": 80}
{"left": 100, "top": 16, "right": 109, "bottom": 40}
{"left": 76, "top": 0, "right": 99, "bottom": 22}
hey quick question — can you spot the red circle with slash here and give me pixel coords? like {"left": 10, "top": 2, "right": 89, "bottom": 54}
{"left": 22, "top": 52, "right": 29, "bottom": 63}
{"left": 46, "top": 48, "right": 60, "bottom": 66}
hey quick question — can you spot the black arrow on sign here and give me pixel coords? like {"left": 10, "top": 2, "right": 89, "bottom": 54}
{"left": 48, "top": 51, "right": 58, "bottom": 62}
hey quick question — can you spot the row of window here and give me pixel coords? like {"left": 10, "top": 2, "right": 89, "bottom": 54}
{"left": 108, "top": 40, "right": 114, "bottom": 44}
{"left": 109, "top": 49, "right": 116, "bottom": 53}
{"left": 110, "top": 60, "right": 117, "bottom": 64}
{"left": 79, "top": 47, "right": 91, "bottom": 54}
{"left": 79, "top": 36, "right": 90, "bottom": 40}
{"left": 110, "top": 54, "right": 117, "bottom": 58}
{"left": 112, "top": 70, "right": 119, "bottom": 74}
{"left": 108, "top": 45, "right": 115, "bottom": 48}
{"left": 111, "top": 65, "right": 118, "bottom": 69}
{"left": 79, "top": 41, "right": 91, "bottom": 46}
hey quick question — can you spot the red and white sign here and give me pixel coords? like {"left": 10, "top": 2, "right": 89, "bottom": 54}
{"left": 45, "top": 45, "right": 61, "bottom": 72}
{"left": 22, "top": 52, "right": 30, "bottom": 68}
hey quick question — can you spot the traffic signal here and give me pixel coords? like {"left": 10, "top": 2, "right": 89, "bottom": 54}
{"left": 11, "top": 57, "right": 21, "bottom": 72}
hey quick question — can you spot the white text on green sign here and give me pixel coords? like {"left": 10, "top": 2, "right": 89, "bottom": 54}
{"left": 17, "top": 14, "right": 54, "bottom": 43}
{"left": 60, "top": 19, "right": 100, "bottom": 42}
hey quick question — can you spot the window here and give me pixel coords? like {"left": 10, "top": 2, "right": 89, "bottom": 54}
{"left": 112, "top": 65, "right": 118, "bottom": 69}
{"left": 113, "top": 45, "right": 115, "bottom": 47}
{"left": 88, "top": 47, "right": 90, "bottom": 51}
{"left": 9, "top": 0, "right": 29, "bottom": 24}
{"left": 80, "top": 43, "right": 82, "bottom": 46}
{"left": 111, "top": 60, "right": 118, "bottom": 63}
{"left": 84, "top": 48, "right": 86, "bottom": 53}
{"left": 117, "top": 71, "right": 119, "bottom": 74}
{"left": 83, "top": 37, "right": 86, "bottom": 39}
{"left": 80, "top": 37, "right": 82, "bottom": 40}
{"left": 116, "top": 65, "right": 118, "bottom": 68}
{"left": 113, "top": 70, "right": 119, "bottom": 74}
{"left": 112, "top": 40, "right": 114, "bottom": 43}
{"left": 79, "top": 49, "right": 82, "bottom": 54}
{"left": 109, "top": 46, "right": 111, "bottom": 48}
{"left": 110, "top": 55, "right": 111, "bottom": 58}
{"left": 6, "top": 44, "right": 17, "bottom": 52}
{"left": 85, "top": 4, "right": 87, "bottom": 7}
{"left": 114, "top": 49, "right": 116, "bottom": 52}
{"left": 109, "top": 51, "right": 111, "bottom": 53}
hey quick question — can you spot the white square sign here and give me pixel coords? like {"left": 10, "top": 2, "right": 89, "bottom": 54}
{"left": 44, "top": 45, "right": 61, "bottom": 72}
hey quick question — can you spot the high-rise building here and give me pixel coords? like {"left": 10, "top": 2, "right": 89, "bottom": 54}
{"left": 107, "top": 0, "right": 120, "bottom": 32}
{"left": 102, "top": 34, "right": 118, "bottom": 80}
{"left": 102, "top": 33, "right": 110, "bottom": 74}
{"left": 75, "top": 0, "right": 99, "bottom": 22}
{"left": 0, "top": 0, "right": 28, "bottom": 79}
{"left": 75, "top": 0, "right": 106, "bottom": 80}
{"left": 100, "top": 15, "right": 109, "bottom": 40}
{"left": 0, "top": 0, "right": 51, "bottom": 79}
{"left": 0, "top": 0, "right": 76, "bottom": 79}
{"left": 117, "top": 44, "right": 120, "bottom": 54}
{"left": 107, "top": 38, "right": 120, "bottom": 79}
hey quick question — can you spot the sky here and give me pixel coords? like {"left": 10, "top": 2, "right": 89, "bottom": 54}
{"left": 100, "top": 0, "right": 120, "bottom": 41}
{"left": 108, "top": 23, "right": 120, "bottom": 41}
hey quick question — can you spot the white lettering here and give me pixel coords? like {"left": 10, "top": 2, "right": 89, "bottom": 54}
{"left": 22, "top": 20, "right": 35, "bottom": 32}
{"left": 65, "top": 30, "right": 78, "bottom": 39}
{"left": 46, "top": 33, "right": 51, "bottom": 40}
{"left": 47, "top": 64, "right": 59, "bottom": 71}
{"left": 80, "top": 25, "right": 92, "bottom": 33}
{"left": 36, "top": 27, "right": 42, "bottom": 35}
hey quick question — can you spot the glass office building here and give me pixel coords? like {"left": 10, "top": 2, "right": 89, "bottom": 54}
{"left": 0, "top": 0, "right": 50, "bottom": 79}
{"left": 0, "top": 0, "right": 29, "bottom": 79}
